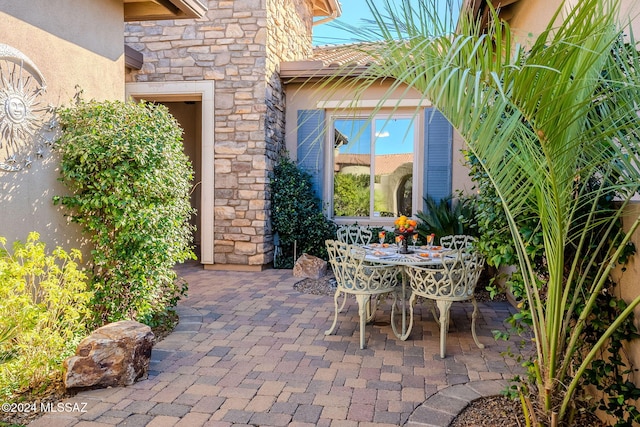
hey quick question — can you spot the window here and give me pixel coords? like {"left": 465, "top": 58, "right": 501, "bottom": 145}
{"left": 296, "top": 107, "right": 453, "bottom": 224}
{"left": 332, "top": 116, "right": 416, "bottom": 219}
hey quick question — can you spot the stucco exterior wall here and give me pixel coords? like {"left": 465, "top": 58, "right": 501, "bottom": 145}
{"left": 0, "top": 0, "right": 125, "bottom": 256}
{"left": 620, "top": 0, "right": 640, "bottom": 38}
{"left": 610, "top": 202, "right": 640, "bottom": 400}
{"left": 507, "top": 0, "right": 640, "bottom": 45}
{"left": 125, "top": 0, "right": 315, "bottom": 268}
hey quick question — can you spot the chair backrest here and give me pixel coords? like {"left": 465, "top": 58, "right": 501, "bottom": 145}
{"left": 409, "top": 249, "right": 485, "bottom": 301}
{"left": 336, "top": 225, "right": 373, "bottom": 246}
{"left": 441, "top": 249, "right": 485, "bottom": 298}
{"left": 464, "top": 251, "right": 485, "bottom": 291}
{"left": 325, "top": 239, "right": 398, "bottom": 293}
{"left": 440, "top": 234, "right": 476, "bottom": 250}
{"left": 326, "top": 239, "right": 364, "bottom": 290}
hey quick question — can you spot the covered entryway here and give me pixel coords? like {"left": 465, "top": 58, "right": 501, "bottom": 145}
{"left": 125, "top": 81, "right": 215, "bottom": 265}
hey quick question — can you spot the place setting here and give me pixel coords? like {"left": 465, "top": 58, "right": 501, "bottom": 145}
{"left": 364, "top": 232, "right": 444, "bottom": 264}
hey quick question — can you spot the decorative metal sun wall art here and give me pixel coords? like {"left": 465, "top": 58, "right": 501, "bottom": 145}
{"left": 0, "top": 43, "right": 57, "bottom": 172}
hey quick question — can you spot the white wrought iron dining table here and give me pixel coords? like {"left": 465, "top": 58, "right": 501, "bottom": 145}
{"left": 361, "top": 243, "right": 447, "bottom": 340}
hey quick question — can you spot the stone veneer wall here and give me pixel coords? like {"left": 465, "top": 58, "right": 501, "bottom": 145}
{"left": 125, "top": 0, "right": 314, "bottom": 268}
{"left": 265, "top": 0, "right": 313, "bottom": 161}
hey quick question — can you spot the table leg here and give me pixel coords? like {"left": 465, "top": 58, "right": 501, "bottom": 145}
{"left": 391, "top": 266, "right": 413, "bottom": 341}
{"left": 403, "top": 267, "right": 409, "bottom": 333}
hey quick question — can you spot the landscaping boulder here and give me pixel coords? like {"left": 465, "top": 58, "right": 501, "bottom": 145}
{"left": 63, "top": 320, "right": 154, "bottom": 389}
{"left": 293, "top": 253, "right": 327, "bottom": 279}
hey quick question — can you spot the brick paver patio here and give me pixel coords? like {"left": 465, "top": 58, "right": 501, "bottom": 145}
{"left": 30, "top": 262, "right": 527, "bottom": 427}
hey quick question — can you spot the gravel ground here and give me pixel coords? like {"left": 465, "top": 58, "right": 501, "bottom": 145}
{"left": 450, "top": 395, "right": 526, "bottom": 426}
{"left": 450, "top": 394, "right": 605, "bottom": 427}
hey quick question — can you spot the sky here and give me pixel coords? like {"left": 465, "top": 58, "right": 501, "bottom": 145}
{"left": 335, "top": 118, "right": 415, "bottom": 155}
{"left": 312, "top": 0, "right": 380, "bottom": 46}
{"left": 312, "top": 0, "right": 459, "bottom": 46}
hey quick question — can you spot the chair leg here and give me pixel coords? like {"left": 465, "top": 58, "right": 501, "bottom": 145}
{"left": 338, "top": 291, "right": 348, "bottom": 312}
{"left": 355, "top": 294, "right": 371, "bottom": 349}
{"left": 470, "top": 297, "right": 485, "bottom": 350}
{"left": 436, "top": 299, "right": 452, "bottom": 358}
{"left": 325, "top": 289, "right": 343, "bottom": 336}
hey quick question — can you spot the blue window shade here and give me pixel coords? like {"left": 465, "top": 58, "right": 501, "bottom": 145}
{"left": 296, "top": 110, "right": 326, "bottom": 200}
{"left": 423, "top": 108, "right": 452, "bottom": 209}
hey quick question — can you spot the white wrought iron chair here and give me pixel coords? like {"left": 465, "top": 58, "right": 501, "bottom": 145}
{"left": 439, "top": 234, "right": 476, "bottom": 250}
{"left": 324, "top": 239, "right": 400, "bottom": 349}
{"left": 336, "top": 225, "right": 373, "bottom": 246}
{"left": 404, "top": 249, "right": 485, "bottom": 358}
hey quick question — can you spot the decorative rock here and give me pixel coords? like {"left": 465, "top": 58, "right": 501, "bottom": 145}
{"left": 293, "top": 253, "right": 327, "bottom": 279}
{"left": 63, "top": 320, "right": 154, "bottom": 389}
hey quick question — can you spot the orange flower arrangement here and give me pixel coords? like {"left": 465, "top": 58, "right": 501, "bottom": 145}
{"left": 394, "top": 215, "right": 417, "bottom": 233}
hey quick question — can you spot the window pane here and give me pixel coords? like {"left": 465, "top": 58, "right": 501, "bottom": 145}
{"left": 333, "top": 119, "right": 371, "bottom": 217}
{"left": 374, "top": 118, "right": 414, "bottom": 217}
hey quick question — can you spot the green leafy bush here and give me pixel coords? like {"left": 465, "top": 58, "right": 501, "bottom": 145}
{"left": 271, "top": 156, "right": 336, "bottom": 268}
{"left": 55, "top": 99, "right": 195, "bottom": 326}
{"left": 334, "top": 173, "right": 370, "bottom": 216}
{"left": 0, "top": 232, "right": 91, "bottom": 401}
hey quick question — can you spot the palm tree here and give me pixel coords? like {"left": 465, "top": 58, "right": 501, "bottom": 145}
{"left": 322, "top": 0, "right": 640, "bottom": 424}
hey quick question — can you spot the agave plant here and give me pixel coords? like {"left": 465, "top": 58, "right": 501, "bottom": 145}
{"left": 323, "top": 0, "right": 640, "bottom": 424}
{"left": 415, "top": 194, "right": 476, "bottom": 243}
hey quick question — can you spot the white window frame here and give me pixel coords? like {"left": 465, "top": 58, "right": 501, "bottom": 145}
{"left": 325, "top": 110, "right": 423, "bottom": 226}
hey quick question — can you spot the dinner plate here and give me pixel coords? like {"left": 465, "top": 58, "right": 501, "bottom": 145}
{"left": 417, "top": 253, "right": 442, "bottom": 258}
{"left": 370, "top": 243, "right": 391, "bottom": 248}
{"left": 419, "top": 245, "right": 443, "bottom": 250}
{"left": 370, "top": 254, "right": 397, "bottom": 259}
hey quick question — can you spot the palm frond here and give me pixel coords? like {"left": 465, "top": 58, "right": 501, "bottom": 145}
{"left": 318, "top": 0, "right": 640, "bottom": 422}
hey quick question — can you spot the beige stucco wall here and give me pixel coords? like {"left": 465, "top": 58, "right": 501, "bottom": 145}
{"left": 613, "top": 204, "right": 640, "bottom": 309}
{"left": 507, "top": 0, "right": 640, "bottom": 44}
{"left": 284, "top": 79, "right": 473, "bottom": 226}
{"left": 620, "top": 0, "right": 640, "bottom": 38}
{"left": 611, "top": 201, "right": 640, "bottom": 374}
{"left": 0, "top": 0, "right": 125, "bottom": 256}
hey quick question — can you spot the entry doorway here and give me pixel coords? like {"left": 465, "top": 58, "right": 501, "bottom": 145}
{"left": 125, "top": 81, "right": 215, "bottom": 265}
{"left": 163, "top": 101, "right": 201, "bottom": 250}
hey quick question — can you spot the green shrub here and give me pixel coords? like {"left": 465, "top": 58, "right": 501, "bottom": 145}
{"left": 0, "top": 232, "right": 91, "bottom": 401}
{"left": 333, "top": 173, "right": 370, "bottom": 216}
{"left": 415, "top": 194, "right": 477, "bottom": 244}
{"left": 271, "top": 156, "right": 336, "bottom": 268}
{"left": 55, "top": 99, "right": 195, "bottom": 326}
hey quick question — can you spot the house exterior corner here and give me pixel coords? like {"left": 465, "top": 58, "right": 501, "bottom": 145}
{"left": 125, "top": 0, "right": 326, "bottom": 270}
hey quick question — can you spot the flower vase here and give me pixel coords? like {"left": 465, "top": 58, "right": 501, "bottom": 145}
{"left": 394, "top": 231, "right": 415, "bottom": 254}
